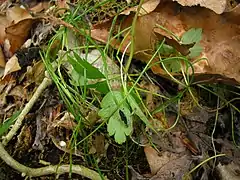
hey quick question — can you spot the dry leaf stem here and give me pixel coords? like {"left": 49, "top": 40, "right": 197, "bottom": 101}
{"left": 0, "top": 142, "right": 107, "bottom": 179}
{"left": 2, "top": 72, "right": 52, "bottom": 146}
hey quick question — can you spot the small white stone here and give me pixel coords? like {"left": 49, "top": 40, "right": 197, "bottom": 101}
{"left": 59, "top": 141, "right": 66, "bottom": 147}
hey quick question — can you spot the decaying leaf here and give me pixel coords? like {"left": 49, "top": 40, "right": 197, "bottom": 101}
{"left": 0, "top": 5, "right": 42, "bottom": 56}
{"left": 144, "top": 145, "right": 191, "bottom": 179}
{"left": 217, "top": 162, "right": 240, "bottom": 180}
{"left": 91, "top": 1, "right": 240, "bottom": 84}
{"left": 172, "top": 0, "right": 240, "bottom": 14}
{"left": 0, "top": 46, "right": 5, "bottom": 67}
{"left": 3, "top": 55, "right": 21, "bottom": 77}
{"left": 6, "top": 18, "right": 36, "bottom": 54}
{"left": 120, "top": 0, "right": 161, "bottom": 16}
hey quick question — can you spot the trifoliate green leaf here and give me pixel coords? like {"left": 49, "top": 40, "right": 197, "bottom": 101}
{"left": 98, "top": 91, "right": 132, "bottom": 144}
{"left": 181, "top": 28, "right": 202, "bottom": 45}
{"left": 126, "top": 94, "right": 157, "bottom": 134}
{"left": 188, "top": 44, "right": 203, "bottom": 58}
{"left": 162, "top": 59, "right": 181, "bottom": 73}
{"left": 159, "top": 44, "right": 176, "bottom": 56}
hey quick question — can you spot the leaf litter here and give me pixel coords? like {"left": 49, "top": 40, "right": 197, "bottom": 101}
{"left": 0, "top": 0, "right": 239, "bottom": 180}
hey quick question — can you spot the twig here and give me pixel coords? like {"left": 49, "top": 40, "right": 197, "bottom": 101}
{"left": 2, "top": 72, "right": 52, "bottom": 146}
{"left": 0, "top": 142, "right": 107, "bottom": 179}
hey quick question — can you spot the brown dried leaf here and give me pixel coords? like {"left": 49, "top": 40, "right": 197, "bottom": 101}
{"left": 120, "top": 0, "right": 161, "bottom": 16}
{"left": 172, "top": 0, "right": 240, "bottom": 14}
{"left": 3, "top": 55, "right": 21, "bottom": 77}
{"left": 144, "top": 146, "right": 191, "bottom": 178}
{"left": 6, "top": 18, "right": 35, "bottom": 54}
{"left": 91, "top": 1, "right": 240, "bottom": 84}
{"left": 217, "top": 162, "right": 240, "bottom": 180}
{"left": 0, "top": 46, "right": 5, "bottom": 67}
{"left": 6, "top": 6, "right": 32, "bottom": 24}
{"left": 29, "top": 2, "right": 51, "bottom": 13}
{"left": 0, "top": 15, "right": 9, "bottom": 44}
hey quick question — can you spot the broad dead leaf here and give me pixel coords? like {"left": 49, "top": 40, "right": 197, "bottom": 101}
{"left": 172, "top": 0, "right": 240, "bottom": 14}
{"left": 217, "top": 162, "right": 240, "bottom": 180}
{"left": 91, "top": 1, "right": 240, "bottom": 84}
{"left": 6, "top": 6, "right": 32, "bottom": 24}
{"left": 144, "top": 146, "right": 191, "bottom": 178}
{"left": 3, "top": 55, "right": 21, "bottom": 77}
{"left": 0, "top": 46, "right": 5, "bottom": 67}
{"left": 0, "top": 6, "right": 42, "bottom": 56}
{"left": 6, "top": 18, "right": 35, "bottom": 54}
{"left": 0, "top": 15, "right": 9, "bottom": 44}
{"left": 120, "top": 0, "right": 161, "bottom": 16}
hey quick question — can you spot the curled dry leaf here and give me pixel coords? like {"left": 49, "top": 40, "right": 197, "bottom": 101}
{"left": 172, "top": 0, "right": 240, "bottom": 14}
{"left": 6, "top": 18, "right": 36, "bottom": 54}
{"left": 0, "top": 6, "right": 42, "bottom": 56}
{"left": 3, "top": 55, "right": 21, "bottom": 78}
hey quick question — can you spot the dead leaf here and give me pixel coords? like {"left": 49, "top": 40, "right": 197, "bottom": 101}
{"left": 144, "top": 146, "right": 163, "bottom": 175}
{"left": 144, "top": 145, "right": 191, "bottom": 178}
{"left": 54, "top": 112, "right": 77, "bottom": 130}
{"left": 94, "top": 134, "right": 105, "bottom": 156}
{"left": 56, "top": 0, "right": 69, "bottom": 15}
{"left": 0, "top": 46, "right": 5, "bottom": 67}
{"left": 6, "top": 6, "right": 32, "bottom": 24}
{"left": 3, "top": 55, "right": 21, "bottom": 77}
{"left": 120, "top": 0, "right": 161, "bottom": 16}
{"left": 8, "top": 85, "right": 27, "bottom": 100}
{"left": 14, "top": 125, "right": 33, "bottom": 156}
{"left": 150, "top": 153, "right": 191, "bottom": 180}
{"left": 29, "top": 2, "right": 51, "bottom": 13}
{"left": 217, "top": 162, "right": 240, "bottom": 180}
{"left": 0, "top": 15, "right": 9, "bottom": 44}
{"left": 91, "top": 1, "right": 240, "bottom": 84}
{"left": 172, "top": 0, "right": 240, "bottom": 14}
{"left": 6, "top": 18, "right": 35, "bottom": 54}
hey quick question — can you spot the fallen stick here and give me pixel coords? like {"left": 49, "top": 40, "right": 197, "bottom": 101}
{"left": 0, "top": 142, "right": 107, "bottom": 179}
{"left": 2, "top": 72, "right": 52, "bottom": 146}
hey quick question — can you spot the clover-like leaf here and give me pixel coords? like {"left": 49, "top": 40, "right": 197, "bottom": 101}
{"left": 188, "top": 43, "right": 203, "bottom": 58}
{"left": 181, "top": 28, "right": 202, "bottom": 45}
{"left": 98, "top": 91, "right": 132, "bottom": 144}
{"left": 162, "top": 59, "right": 181, "bottom": 73}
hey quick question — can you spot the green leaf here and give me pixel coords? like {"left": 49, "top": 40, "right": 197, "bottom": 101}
{"left": 126, "top": 94, "right": 157, "bottom": 134}
{"left": 70, "top": 69, "right": 109, "bottom": 93}
{"left": 188, "top": 44, "right": 203, "bottom": 58}
{"left": 0, "top": 110, "right": 21, "bottom": 136}
{"left": 68, "top": 52, "right": 105, "bottom": 79}
{"left": 159, "top": 44, "right": 177, "bottom": 56}
{"left": 70, "top": 69, "right": 85, "bottom": 86}
{"left": 181, "top": 28, "right": 202, "bottom": 45}
{"left": 87, "top": 81, "right": 109, "bottom": 94}
{"left": 98, "top": 91, "right": 132, "bottom": 144}
{"left": 162, "top": 59, "right": 181, "bottom": 73}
